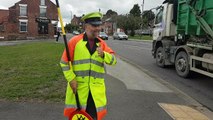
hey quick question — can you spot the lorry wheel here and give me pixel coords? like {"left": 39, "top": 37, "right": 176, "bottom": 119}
{"left": 156, "top": 47, "right": 165, "bottom": 67}
{"left": 175, "top": 51, "right": 190, "bottom": 78}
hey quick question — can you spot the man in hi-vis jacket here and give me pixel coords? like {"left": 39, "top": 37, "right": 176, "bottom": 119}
{"left": 60, "top": 12, "right": 117, "bottom": 120}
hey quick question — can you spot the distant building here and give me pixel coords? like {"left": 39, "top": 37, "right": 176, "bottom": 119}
{"left": 0, "top": 10, "right": 9, "bottom": 39}
{"left": 103, "top": 18, "right": 115, "bottom": 35}
{"left": 71, "top": 15, "right": 81, "bottom": 26}
{"left": 0, "top": 0, "right": 58, "bottom": 40}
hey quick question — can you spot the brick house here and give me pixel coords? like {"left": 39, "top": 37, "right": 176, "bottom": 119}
{"left": 0, "top": 10, "right": 9, "bottom": 39}
{"left": 71, "top": 15, "right": 84, "bottom": 33}
{"left": 71, "top": 15, "right": 81, "bottom": 26}
{"left": 103, "top": 18, "right": 115, "bottom": 35}
{"left": 0, "top": 0, "right": 58, "bottom": 40}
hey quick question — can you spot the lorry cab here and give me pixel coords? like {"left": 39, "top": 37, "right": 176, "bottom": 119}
{"left": 153, "top": 3, "right": 176, "bottom": 41}
{"left": 152, "top": 2, "right": 177, "bottom": 67}
{"left": 152, "top": 0, "right": 213, "bottom": 78}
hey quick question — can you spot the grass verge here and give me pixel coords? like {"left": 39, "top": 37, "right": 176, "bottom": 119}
{"left": 128, "top": 35, "right": 152, "bottom": 40}
{"left": 0, "top": 41, "right": 66, "bottom": 103}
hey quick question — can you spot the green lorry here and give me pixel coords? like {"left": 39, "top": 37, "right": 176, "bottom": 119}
{"left": 152, "top": 0, "right": 213, "bottom": 78}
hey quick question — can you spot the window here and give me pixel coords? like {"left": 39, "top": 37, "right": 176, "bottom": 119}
{"left": 41, "top": 0, "right": 45, "bottom": 5}
{"left": 155, "top": 7, "right": 164, "bottom": 24}
{"left": 0, "top": 24, "right": 4, "bottom": 32}
{"left": 19, "top": 21, "right": 27, "bottom": 32}
{"left": 40, "top": 6, "right": 47, "bottom": 17}
{"left": 19, "top": 4, "right": 27, "bottom": 16}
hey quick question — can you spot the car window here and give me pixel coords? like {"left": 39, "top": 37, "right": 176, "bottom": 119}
{"left": 118, "top": 32, "right": 126, "bottom": 35}
{"left": 99, "top": 32, "right": 106, "bottom": 35}
{"left": 73, "top": 31, "right": 80, "bottom": 34}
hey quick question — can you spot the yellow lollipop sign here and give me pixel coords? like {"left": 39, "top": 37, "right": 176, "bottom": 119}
{"left": 71, "top": 114, "right": 89, "bottom": 120}
{"left": 69, "top": 110, "right": 93, "bottom": 120}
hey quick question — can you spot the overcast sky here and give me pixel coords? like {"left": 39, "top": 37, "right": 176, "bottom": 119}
{"left": 0, "top": 0, "right": 164, "bottom": 23}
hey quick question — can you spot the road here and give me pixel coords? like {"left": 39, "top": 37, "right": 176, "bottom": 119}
{"left": 0, "top": 36, "right": 212, "bottom": 120}
{"left": 106, "top": 37, "right": 213, "bottom": 111}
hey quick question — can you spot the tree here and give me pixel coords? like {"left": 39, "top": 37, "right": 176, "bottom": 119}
{"left": 65, "top": 23, "right": 79, "bottom": 33}
{"left": 106, "top": 9, "right": 118, "bottom": 17}
{"left": 130, "top": 4, "right": 141, "bottom": 17}
{"left": 127, "top": 14, "right": 141, "bottom": 36}
{"left": 142, "top": 10, "right": 155, "bottom": 28}
{"left": 126, "top": 4, "right": 143, "bottom": 36}
{"left": 116, "top": 14, "right": 141, "bottom": 36}
{"left": 116, "top": 15, "right": 128, "bottom": 33}
{"left": 143, "top": 10, "right": 155, "bottom": 21}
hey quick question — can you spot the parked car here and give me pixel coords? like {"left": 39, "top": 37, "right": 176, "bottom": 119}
{"left": 113, "top": 32, "right": 128, "bottom": 40}
{"left": 72, "top": 31, "right": 80, "bottom": 35}
{"left": 98, "top": 32, "right": 108, "bottom": 40}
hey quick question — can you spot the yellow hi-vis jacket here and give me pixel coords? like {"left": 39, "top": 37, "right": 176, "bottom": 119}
{"left": 60, "top": 33, "right": 116, "bottom": 120}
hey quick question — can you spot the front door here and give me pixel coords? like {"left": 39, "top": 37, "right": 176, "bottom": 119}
{"left": 38, "top": 22, "right": 48, "bottom": 34}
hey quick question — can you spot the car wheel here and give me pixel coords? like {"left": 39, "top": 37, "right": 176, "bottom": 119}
{"left": 156, "top": 47, "right": 165, "bottom": 67}
{"left": 175, "top": 51, "right": 190, "bottom": 78}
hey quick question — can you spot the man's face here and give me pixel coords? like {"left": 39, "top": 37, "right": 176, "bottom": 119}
{"left": 85, "top": 24, "right": 102, "bottom": 39}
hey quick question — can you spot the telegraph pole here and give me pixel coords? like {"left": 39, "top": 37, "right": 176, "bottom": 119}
{"left": 70, "top": 11, "right": 72, "bottom": 20}
{"left": 141, "top": 0, "right": 144, "bottom": 17}
{"left": 141, "top": 0, "right": 144, "bottom": 37}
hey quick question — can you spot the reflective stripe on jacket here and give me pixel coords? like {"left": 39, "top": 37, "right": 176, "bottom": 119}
{"left": 60, "top": 33, "right": 116, "bottom": 120}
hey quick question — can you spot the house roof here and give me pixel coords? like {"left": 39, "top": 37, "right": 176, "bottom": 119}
{"left": 9, "top": 0, "right": 21, "bottom": 9}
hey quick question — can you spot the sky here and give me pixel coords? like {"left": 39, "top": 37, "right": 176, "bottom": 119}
{"left": 0, "top": 0, "right": 164, "bottom": 24}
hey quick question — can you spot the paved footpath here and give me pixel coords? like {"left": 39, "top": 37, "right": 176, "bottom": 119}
{"left": 0, "top": 40, "right": 212, "bottom": 120}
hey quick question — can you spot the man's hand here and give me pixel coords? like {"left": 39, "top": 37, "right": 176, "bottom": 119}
{"left": 69, "top": 80, "right": 77, "bottom": 94}
{"left": 96, "top": 46, "right": 104, "bottom": 58}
